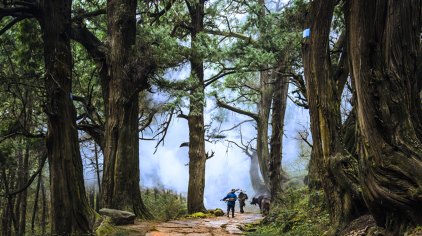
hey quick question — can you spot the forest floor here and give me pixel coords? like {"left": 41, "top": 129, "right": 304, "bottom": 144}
{"left": 119, "top": 212, "right": 264, "bottom": 236}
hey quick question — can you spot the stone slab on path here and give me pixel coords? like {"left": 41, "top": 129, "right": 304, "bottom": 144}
{"left": 121, "top": 212, "right": 264, "bottom": 236}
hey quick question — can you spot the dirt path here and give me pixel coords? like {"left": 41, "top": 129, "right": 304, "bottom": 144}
{"left": 121, "top": 213, "right": 264, "bottom": 236}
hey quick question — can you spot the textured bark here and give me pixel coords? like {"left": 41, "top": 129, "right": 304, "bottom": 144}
{"left": 256, "top": 0, "right": 272, "bottom": 189}
{"left": 101, "top": 0, "right": 152, "bottom": 219}
{"left": 302, "top": 0, "right": 365, "bottom": 232}
{"left": 269, "top": 69, "right": 289, "bottom": 197}
{"left": 257, "top": 72, "right": 273, "bottom": 189}
{"left": 186, "top": 0, "right": 207, "bottom": 214}
{"left": 347, "top": 0, "right": 422, "bottom": 233}
{"left": 38, "top": 0, "right": 96, "bottom": 233}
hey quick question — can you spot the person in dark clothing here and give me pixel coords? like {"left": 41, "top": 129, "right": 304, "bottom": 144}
{"left": 238, "top": 190, "right": 248, "bottom": 213}
{"left": 222, "top": 189, "right": 237, "bottom": 218}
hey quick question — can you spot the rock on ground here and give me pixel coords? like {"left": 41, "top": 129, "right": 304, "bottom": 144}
{"left": 99, "top": 208, "right": 136, "bottom": 225}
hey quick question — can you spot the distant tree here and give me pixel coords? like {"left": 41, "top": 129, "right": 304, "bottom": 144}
{"left": 214, "top": 0, "right": 305, "bottom": 197}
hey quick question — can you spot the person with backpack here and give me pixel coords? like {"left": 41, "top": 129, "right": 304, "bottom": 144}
{"left": 238, "top": 190, "right": 248, "bottom": 213}
{"left": 222, "top": 189, "right": 238, "bottom": 218}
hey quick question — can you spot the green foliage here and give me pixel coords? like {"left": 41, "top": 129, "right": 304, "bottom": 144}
{"left": 136, "top": 23, "right": 188, "bottom": 72}
{"left": 248, "top": 187, "right": 330, "bottom": 236}
{"left": 95, "top": 217, "right": 131, "bottom": 236}
{"left": 185, "top": 212, "right": 210, "bottom": 218}
{"left": 142, "top": 189, "right": 187, "bottom": 221}
{"left": 184, "top": 208, "right": 223, "bottom": 218}
{"left": 207, "top": 208, "right": 224, "bottom": 216}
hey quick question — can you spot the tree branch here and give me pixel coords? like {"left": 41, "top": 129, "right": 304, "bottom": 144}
{"left": 72, "top": 9, "right": 106, "bottom": 22}
{"left": 215, "top": 97, "right": 259, "bottom": 122}
{"left": 0, "top": 16, "right": 26, "bottom": 36}
{"left": 1, "top": 153, "right": 47, "bottom": 197}
{"left": 139, "top": 109, "right": 157, "bottom": 132}
{"left": 204, "top": 28, "right": 256, "bottom": 44}
{"left": 70, "top": 23, "right": 107, "bottom": 62}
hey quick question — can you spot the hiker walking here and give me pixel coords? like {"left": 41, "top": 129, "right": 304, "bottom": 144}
{"left": 238, "top": 190, "right": 248, "bottom": 213}
{"left": 222, "top": 189, "right": 237, "bottom": 218}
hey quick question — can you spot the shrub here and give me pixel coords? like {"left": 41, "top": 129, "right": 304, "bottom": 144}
{"left": 248, "top": 187, "right": 330, "bottom": 236}
{"left": 142, "top": 188, "right": 187, "bottom": 220}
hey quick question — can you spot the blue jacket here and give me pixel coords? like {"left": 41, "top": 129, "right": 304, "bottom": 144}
{"left": 223, "top": 193, "right": 237, "bottom": 207}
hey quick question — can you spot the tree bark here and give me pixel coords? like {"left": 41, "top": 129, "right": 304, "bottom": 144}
{"left": 101, "top": 0, "right": 152, "bottom": 219}
{"left": 302, "top": 0, "right": 365, "bottom": 232}
{"left": 186, "top": 0, "right": 207, "bottom": 214}
{"left": 38, "top": 0, "right": 96, "bottom": 233}
{"left": 257, "top": 72, "right": 272, "bottom": 189}
{"left": 256, "top": 0, "right": 272, "bottom": 190}
{"left": 348, "top": 0, "right": 422, "bottom": 233}
{"left": 269, "top": 68, "right": 289, "bottom": 197}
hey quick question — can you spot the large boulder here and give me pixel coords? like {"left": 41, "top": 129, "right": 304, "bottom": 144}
{"left": 99, "top": 208, "right": 136, "bottom": 225}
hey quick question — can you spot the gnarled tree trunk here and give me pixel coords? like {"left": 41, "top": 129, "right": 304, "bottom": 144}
{"left": 302, "top": 0, "right": 366, "bottom": 232}
{"left": 348, "top": 0, "right": 422, "bottom": 233}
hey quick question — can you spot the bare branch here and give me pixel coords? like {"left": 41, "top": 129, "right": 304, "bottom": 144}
{"left": 72, "top": 9, "right": 106, "bottom": 22}
{"left": 177, "top": 110, "right": 189, "bottom": 120}
{"left": 153, "top": 109, "right": 174, "bottom": 153}
{"left": 215, "top": 96, "right": 259, "bottom": 122}
{"left": 1, "top": 153, "right": 47, "bottom": 197}
{"left": 219, "top": 119, "right": 254, "bottom": 133}
{"left": 0, "top": 16, "right": 26, "bottom": 36}
{"left": 206, "top": 150, "right": 215, "bottom": 159}
{"left": 139, "top": 109, "right": 158, "bottom": 132}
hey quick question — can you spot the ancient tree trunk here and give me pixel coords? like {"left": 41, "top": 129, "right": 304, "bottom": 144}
{"left": 186, "top": 0, "right": 207, "bottom": 213}
{"left": 39, "top": 0, "right": 96, "bottom": 233}
{"left": 269, "top": 71, "right": 289, "bottom": 197}
{"left": 302, "top": 0, "right": 365, "bottom": 231}
{"left": 348, "top": 0, "right": 422, "bottom": 233}
{"left": 257, "top": 73, "right": 273, "bottom": 188}
{"left": 256, "top": 0, "right": 272, "bottom": 189}
{"left": 101, "top": 0, "right": 152, "bottom": 218}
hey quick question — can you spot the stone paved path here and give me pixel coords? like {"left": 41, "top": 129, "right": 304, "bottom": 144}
{"left": 121, "top": 213, "right": 264, "bottom": 236}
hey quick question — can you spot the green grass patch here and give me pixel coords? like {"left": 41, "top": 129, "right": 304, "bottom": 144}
{"left": 247, "top": 187, "right": 330, "bottom": 236}
{"left": 142, "top": 188, "right": 187, "bottom": 220}
{"left": 95, "top": 217, "right": 132, "bottom": 236}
